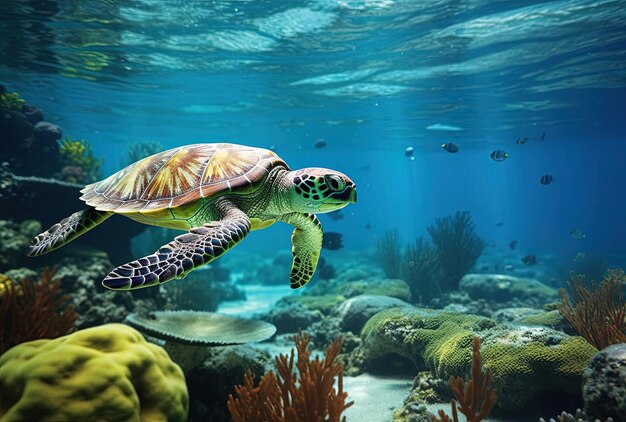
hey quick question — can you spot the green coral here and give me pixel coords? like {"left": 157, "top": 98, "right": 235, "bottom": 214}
{"left": 0, "top": 91, "right": 25, "bottom": 110}
{"left": 360, "top": 307, "right": 597, "bottom": 411}
{"left": 58, "top": 137, "right": 102, "bottom": 183}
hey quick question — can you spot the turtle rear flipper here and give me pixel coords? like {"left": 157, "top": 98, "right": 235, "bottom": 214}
{"left": 279, "top": 212, "right": 323, "bottom": 289}
{"left": 102, "top": 206, "right": 250, "bottom": 290}
{"left": 26, "top": 208, "right": 112, "bottom": 256}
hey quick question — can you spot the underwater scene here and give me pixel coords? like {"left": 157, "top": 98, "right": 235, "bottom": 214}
{"left": 1, "top": 0, "right": 626, "bottom": 421}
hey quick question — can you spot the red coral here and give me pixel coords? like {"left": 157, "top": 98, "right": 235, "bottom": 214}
{"left": 227, "top": 333, "right": 354, "bottom": 422}
{"left": 0, "top": 268, "right": 78, "bottom": 354}
{"left": 433, "top": 336, "right": 497, "bottom": 422}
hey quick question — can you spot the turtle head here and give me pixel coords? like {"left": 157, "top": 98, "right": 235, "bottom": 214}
{"left": 287, "top": 168, "right": 356, "bottom": 213}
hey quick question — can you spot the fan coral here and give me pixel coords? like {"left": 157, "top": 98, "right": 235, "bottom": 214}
{"left": 558, "top": 269, "right": 626, "bottom": 350}
{"left": 0, "top": 268, "right": 78, "bottom": 354}
{"left": 433, "top": 336, "right": 497, "bottom": 422}
{"left": 227, "top": 333, "right": 354, "bottom": 421}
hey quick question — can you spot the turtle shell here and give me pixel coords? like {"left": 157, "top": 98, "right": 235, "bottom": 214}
{"left": 80, "top": 143, "right": 288, "bottom": 214}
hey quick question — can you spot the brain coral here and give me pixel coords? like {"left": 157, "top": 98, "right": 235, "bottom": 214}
{"left": 0, "top": 323, "right": 188, "bottom": 422}
{"left": 361, "top": 308, "right": 597, "bottom": 411}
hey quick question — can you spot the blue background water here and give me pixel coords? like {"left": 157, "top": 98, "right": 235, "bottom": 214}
{"left": 1, "top": 0, "right": 625, "bottom": 269}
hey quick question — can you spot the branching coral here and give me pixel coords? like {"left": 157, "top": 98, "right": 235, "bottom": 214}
{"left": 558, "top": 269, "right": 626, "bottom": 350}
{"left": 427, "top": 211, "right": 485, "bottom": 291}
{"left": 227, "top": 333, "right": 354, "bottom": 421}
{"left": 403, "top": 237, "right": 441, "bottom": 303}
{"left": 433, "top": 336, "right": 497, "bottom": 422}
{"left": 58, "top": 137, "right": 102, "bottom": 183}
{"left": 0, "top": 268, "right": 78, "bottom": 354}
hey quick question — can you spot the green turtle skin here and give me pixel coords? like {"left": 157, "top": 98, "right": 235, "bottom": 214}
{"left": 27, "top": 143, "right": 356, "bottom": 290}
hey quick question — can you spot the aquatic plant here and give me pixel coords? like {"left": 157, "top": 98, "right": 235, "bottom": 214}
{"left": 558, "top": 269, "right": 626, "bottom": 350}
{"left": 227, "top": 332, "right": 354, "bottom": 421}
{"left": 124, "top": 140, "right": 164, "bottom": 165}
{"left": 58, "top": 137, "right": 102, "bottom": 183}
{"left": 376, "top": 229, "right": 403, "bottom": 279}
{"left": 0, "top": 90, "right": 25, "bottom": 110}
{"left": 427, "top": 211, "right": 485, "bottom": 291}
{"left": 433, "top": 336, "right": 497, "bottom": 422}
{"left": 402, "top": 237, "right": 441, "bottom": 302}
{"left": 0, "top": 268, "right": 78, "bottom": 354}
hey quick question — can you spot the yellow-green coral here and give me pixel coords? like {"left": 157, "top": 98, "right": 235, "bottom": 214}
{"left": 282, "top": 294, "right": 347, "bottom": 314}
{"left": 360, "top": 307, "right": 597, "bottom": 411}
{"left": 0, "top": 91, "right": 25, "bottom": 110}
{"left": 0, "top": 324, "right": 188, "bottom": 422}
{"left": 58, "top": 137, "right": 102, "bottom": 183}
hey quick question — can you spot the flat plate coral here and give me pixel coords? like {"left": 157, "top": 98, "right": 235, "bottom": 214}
{"left": 125, "top": 310, "right": 276, "bottom": 345}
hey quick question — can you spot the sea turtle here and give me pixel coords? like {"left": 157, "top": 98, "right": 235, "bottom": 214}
{"left": 27, "top": 143, "right": 356, "bottom": 290}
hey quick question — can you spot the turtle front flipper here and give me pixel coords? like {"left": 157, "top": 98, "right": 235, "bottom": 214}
{"left": 278, "top": 213, "right": 323, "bottom": 289}
{"left": 26, "top": 208, "right": 113, "bottom": 257}
{"left": 102, "top": 206, "right": 250, "bottom": 290}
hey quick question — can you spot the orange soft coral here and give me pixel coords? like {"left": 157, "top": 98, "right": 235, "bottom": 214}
{"left": 228, "top": 333, "right": 354, "bottom": 422}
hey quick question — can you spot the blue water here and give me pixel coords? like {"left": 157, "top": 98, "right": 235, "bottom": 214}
{"left": 2, "top": 0, "right": 626, "bottom": 262}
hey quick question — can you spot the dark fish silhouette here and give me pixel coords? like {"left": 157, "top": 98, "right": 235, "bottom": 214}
{"left": 315, "top": 138, "right": 327, "bottom": 149}
{"left": 540, "top": 174, "right": 554, "bottom": 185}
{"left": 516, "top": 137, "right": 529, "bottom": 145}
{"left": 509, "top": 240, "right": 517, "bottom": 250}
{"left": 442, "top": 143, "right": 459, "bottom": 153}
{"left": 322, "top": 232, "right": 344, "bottom": 250}
{"left": 327, "top": 210, "right": 344, "bottom": 221}
{"left": 364, "top": 223, "right": 372, "bottom": 230}
{"left": 490, "top": 150, "right": 509, "bottom": 162}
{"left": 521, "top": 254, "right": 537, "bottom": 265}
{"left": 540, "top": 131, "right": 546, "bottom": 141}
{"left": 495, "top": 222, "right": 504, "bottom": 227}
{"left": 570, "top": 229, "right": 586, "bottom": 240}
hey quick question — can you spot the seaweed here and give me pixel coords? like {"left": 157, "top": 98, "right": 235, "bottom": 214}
{"left": 558, "top": 269, "right": 626, "bottom": 350}
{"left": 227, "top": 333, "right": 354, "bottom": 421}
{"left": 0, "top": 268, "right": 78, "bottom": 354}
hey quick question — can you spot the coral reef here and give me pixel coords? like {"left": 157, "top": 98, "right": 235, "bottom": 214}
{"left": 582, "top": 343, "right": 626, "bottom": 421}
{"left": 57, "top": 137, "right": 101, "bottom": 184}
{"left": 125, "top": 310, "right": 276, "bottom": 345}
{"left": 187, "top": 345, "right": 273, "bottom": 421}
{"left": 359, "top": 307, "right": 596, "bottom": 411}
{"left": 0, "top": 324, "right": 188, "bottom": 422}
{"left": 0, "top": 268, "right": 78, "bottom": 354}
{"left": 0, "top": 88, "right": 25, "bottom": 110}
{"left": 460, "top": 273, "right": 557, "bottom": 304}
{"left": 227, "top": 333, "right": 353, "bottom": 421}
{"left": 0, "top": 219, "right": 41, "bottom": 271}
{"left": 335, "top": 294, "right": 415, "bottom": 333}
{"left": 432, "top": 337, "right": 496, "bottom": 422}
{"left": 558, "top": 269, "right": 626, "bottom": 350}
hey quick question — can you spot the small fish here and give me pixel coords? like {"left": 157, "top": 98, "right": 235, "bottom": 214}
{"left": 573, "top": 252, "right": 587, "bottom": 262}
{"left": 314, "top": 138, "right": 327, "bottom": 149}
{"left": 540, "top": 131, "right": 546, "bottom": 141}
{"left": 509, "top": 240, "right": 517, "bottom": 250}
{"left": 504, "top": 264, "right": 514, "bottom": 272}
{"left": 364, "top": 223, "right": 372, "bottom": 230}
{"left": 521, "top": 254, "right": 537, "bottom": 265}
{"left": 322, "top": 232, "right": 344, "bottom": 250}
{"left": 516, "top": 137, "right": 530, "bottom": 145}
{"left": 442, "top": 143, "right": 459, "bottom": 153}
{"left": 540, "top": 174, "right": 554, "bottom": 185}
{"left": 490, "top": 150, "right": 509, "bottom": 162}
{"left": 495, "top": 222, "right": 504, "bottom": 227}
{"left": 570, "top": 229, "right": 587, "bottom": 240}
{"left": 405, "top": 146, "right": 414, "bottom": 159}
{"left": 327, "top": 210, "right": 344, "bottom": 221}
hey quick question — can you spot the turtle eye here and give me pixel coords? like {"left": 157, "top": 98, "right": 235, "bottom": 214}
{"left": 324, "top": 174, "right": 345, "bottom": 192}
